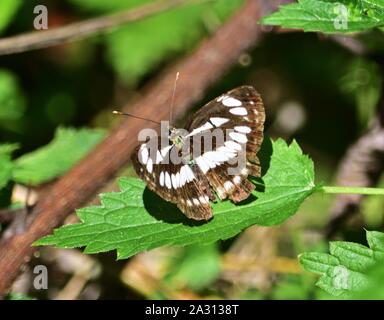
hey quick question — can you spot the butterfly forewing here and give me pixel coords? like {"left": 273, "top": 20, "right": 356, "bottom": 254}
{"left": 184, "top": 86, "right": 265, "bottom": 202}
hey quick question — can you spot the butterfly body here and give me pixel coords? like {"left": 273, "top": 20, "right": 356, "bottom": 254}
{"left": 131, "top": 86, "right": 265, "bottom": 220}
{"left": 169, "top": 128, "right": 187, "bottom": 150}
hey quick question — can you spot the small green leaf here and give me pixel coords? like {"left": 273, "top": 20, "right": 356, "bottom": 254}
{"left": 0, "top": 69, "right": 26, "bottom": 126}
{"left": 13, "top": 127, "right": 105, "bottom": 185}
{"left": 300, "top": 230, "right": 384, "bottom": 297}
{"left": 261, "top": 0, "right": 383, "bottom": 33}
{"left": 0, "top": 144, "right": 18, "bottom": 190}
{"left": 35, "top": 138, "right": 316, "bottom": 259}
{"left": 0, "top": 0, "right": 22, "bottom": 34}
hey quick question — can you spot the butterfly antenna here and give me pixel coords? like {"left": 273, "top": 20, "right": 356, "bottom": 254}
{"left": 169, "top": 72, "right": 180, "bottom": 127}
{"left": 112, "top": 111, "right": 161, "bottom": 125}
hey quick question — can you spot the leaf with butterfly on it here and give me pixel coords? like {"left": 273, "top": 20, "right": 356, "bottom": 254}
{"left": 34, "top": 138, "right": 316, "bottom": 259}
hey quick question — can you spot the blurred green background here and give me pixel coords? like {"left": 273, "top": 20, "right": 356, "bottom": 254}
{"left": 1, "top": 0, "right": 383, "bottom": 300}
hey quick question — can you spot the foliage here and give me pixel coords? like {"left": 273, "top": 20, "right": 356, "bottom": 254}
{"left": 165, "top": 243, "right": 221, "bottom": 291}
{"left": 35, "top": 139, "right": 316, "bottom": 258}
{"left": 339, "top": 58, "right": 382, "bottom": 129}
{"left": 261, "top": 0, "right": 384, "bottom": 33}
{"left": 0, "top": 0, "right": 383, "bottom": 300}
{"left": 0, "top": 144, "right": 18, "bottom": 190}
{"left": 0, "top": 0, "right": 22, "bottom": 34}
{"left": 299, "top": 230, "right": 384, "bottom": 297}
{"left": 12, "top": 127, "right": 105, "bottom": 185}
{"left": 352, "top": 262, "right": 384, "bottom": 299}
{"left": 6, "top": 292, "right": 34, "bottom": 300}
{"left": 271, "top": 274, "right": 316, "bottom": 300}
{"left": 0, "top": 128, "right": 105, "bottom": 194}
{"left": 70, "top": 0, "right": 243, "bottom": 83}
{"left": 0, "top": 69, "right": 26, "bottom": 130}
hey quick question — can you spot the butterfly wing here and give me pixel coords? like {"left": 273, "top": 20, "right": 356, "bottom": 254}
{"left": 131, "top": 86, "right": 265, "bottom": 221}
{"left": 184, "top": 86, "right": 265, "bottom": 202}
{"left": 131, "top": 137, "right": 214, "bottom": 220}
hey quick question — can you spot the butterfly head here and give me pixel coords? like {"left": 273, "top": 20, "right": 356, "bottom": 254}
{"left": 169, "top": 126, "right": 185, "bottom": 149}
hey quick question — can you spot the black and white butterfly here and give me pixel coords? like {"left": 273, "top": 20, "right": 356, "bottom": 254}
{"left": 131, "top": 86, "right": 265, "bottom": 220}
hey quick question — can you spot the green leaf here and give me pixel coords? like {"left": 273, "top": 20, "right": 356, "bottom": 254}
{"left": 261, "top": 0, "right": 383, "bottom": 33}
{"left": 366, "top": 230, "right": 384, "bottom": 252}
{"left": 13, "top": 127, "right": 105, "bottom": 185}
{"left": 352, "top": 263, "right": 384, "bottom": 299}
{"left": 298, "top": 252, "right": 340, "bottom": 274}
{"left": 35, "top": 138, "right": 316, "bottom": 259}
{"left": 360, "top": 0, "right": 384, "bottom": 19}
{"left": 0, "top": 0, "right": 22, "bottom": 34}
{"left": 0, "top": 69, "right": 26, "bottom": 126}
{"left": 69, "top": 0, "right": 137, "bottom": 12}
{"left": 300, "top": 229, "right": 384, "bottom": 297}
{"left": 0, "top": 144, "right": 18, "bottom": 190}
{"left": 6, "top": 292, "right": 34, "bottom": 300}
{"left": 166, "top": 243, "right": 220, "bottom": 291}
{"left": 329, "top": 241, "right": 377, "bottom": 272}
{"left": 315, "top": 276, "right": 348, "bottom": 297}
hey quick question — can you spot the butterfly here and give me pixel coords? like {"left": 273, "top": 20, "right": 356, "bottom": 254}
{"left": 131, "top": 86, "right": 265, "bottom": 220}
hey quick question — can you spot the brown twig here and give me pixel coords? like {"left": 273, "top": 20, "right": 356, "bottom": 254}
{"left": 0, "top": 0, "right": 204, "bottom": 56}
{"left": 0, "top": 0, "right": 267, "bottom": 297}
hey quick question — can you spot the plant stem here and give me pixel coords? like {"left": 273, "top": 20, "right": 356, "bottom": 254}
{"left": 321, "top": 186, "right": 384, "bottom": 196}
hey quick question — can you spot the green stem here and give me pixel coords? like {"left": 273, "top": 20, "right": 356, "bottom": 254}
{"left": 320, "top": 186, "right": 384, "bottom": 196}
